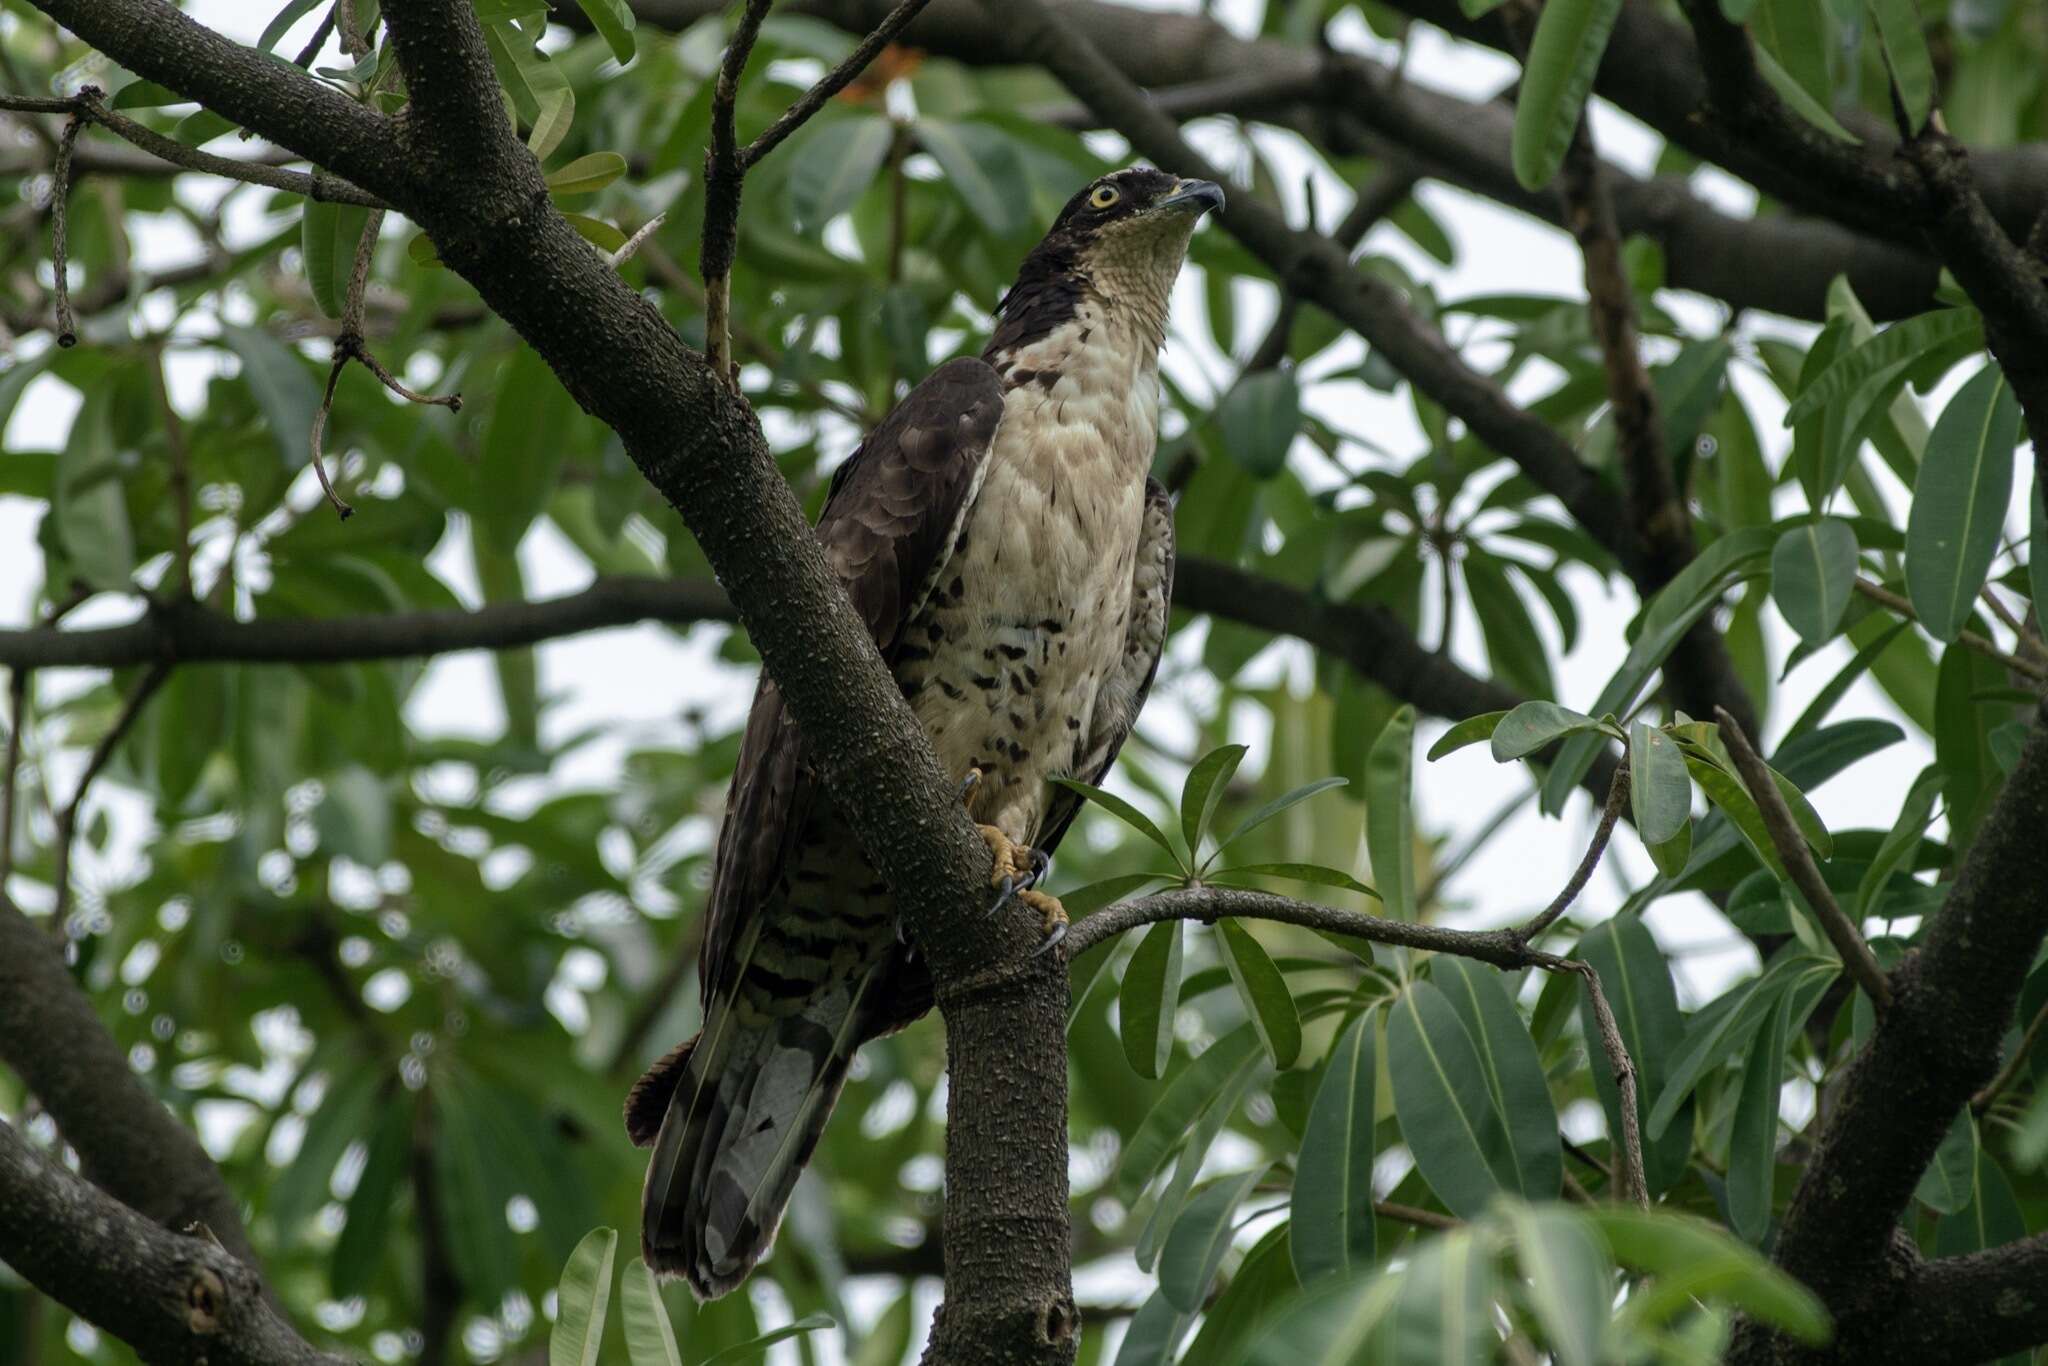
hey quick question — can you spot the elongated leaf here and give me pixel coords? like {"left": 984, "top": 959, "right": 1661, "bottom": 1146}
{"left": 1915, "top": 1110, "right": 1977, "bottom": 1216}
{"left": 1365, "top": 706, "right": 1416, "bottom": 920}
{"left": 1120, "top": 920, "right": 1185, "bottom": 1079}
{"left": 272, "top": 1064, "right": 383, "bottom": 1235}
{"left": 480, "top": 345, "right": 576, "bottom": 555}
{"left": 1291, "top": 1010, "right": 1377, "bottom": 1283}
{"left": 546, "top": 150, "right": 629, "bottom": 196}
{"left": 1865, "top": 0, "right": 1933, "bottom": 132}
{"left": 619, "top": 1257, "right": 681, "bottom": 1366}
{"left": 1727, "top": 989, "right": 1793, "bottom": 1243}
{"left": 330, "top": 1096, "right": 412, "bottom": 1298}
{"left": 1052, "top": 777, "right": 1180, "bottom": 862}
{"left": 914, "top": 118, "right": 1028, "bottom": 237}
{"left": 787, "top": 116, "right": 894, "bottom": 231}
{"left": 1492, "top": 700, "right": 1601, "bottom": 761}
{"left": 1182, "top": 743, "right": 1248, "bottom": 862}
{"left": 1575, "top": 916, "right": 1691, "bottom": 1195}
{"left": 220, "top": 323, "right": 319, "bottom": 470}
{"left": 258, "top": 0, "right": 328, "bottom": 52}
{"left": 1212, "top": 777, "right": 1348, "bottom": 854}
{"left": 1427, "top": 711, "right": 1507, "bottom": 761}
{"left": 1432, "top": 957, "right": 1561, "bottom": 1202}
{"left": 1160, "top": 1166, "right": 1270, "bottom": 1312}
{"left": 1628, "top": 723, "right": 1690, "bottom": 846}
{"left": 1218, "top": 368, "right": 1302, "bottom": 479}
{"left": 301, "top": 201, "right": 372, "bottom": 320}
{"left": 576, "top": 0, "right": 636, "bottom": 62}
{"left": 1907, "top": 363, "right": 2021, "bottom": 642}
{"left": 549, "top": 1227, "right": 619, "bottom": 1366}
{"left": 1783, "top": 308, "right": 1981, "bottom": 425}
{"left": 697, "top": 1314, "right": 835, "bottom": 1365}
{"left": 1858, "top": 763, "right": 1942, "bottom": 917}
{"left": 1785, "top": 621, "right": 1910, "bottom": 743}
{"left": 1388, "top": 982, "right": 1511, "bottom": 1218}
{"left": 1113, "top": 1288, "right": 1192, "bottom": 1366}
{"left": 1389, "top": 1229, "right": 1495, "bottom": 1364}
{"left": 1465, "top": 553, "right": 1554, "bottom": 699}
{"left": 1648, "top": 954, "right": 1829, "bottom": 1139}
{"left": 1590, "top": 1208, "right": 1830, "bottom": 1343}
{"left": 434, "top": 1087, "right": 520, "bottom": 1304}
{"left": 1063, "top": 872, "right": 1167, "bottom": 921}
{"left": 1506, "top": 1203, "right": 1612, "bottom": 1366}
{"left": 1118, "top": 1027, "right": 1261, "bottom": 1200}
{"left": 1750, "top": 0, "right": 1831, "bottom": 110}
{"left": 1771, "top": 519, "right": 1858, "bottom": 646}
{"left": 1512, "top": 0, "right": 1625, "bottom": 189}
{"left": 1214, "top": 862, "right": 1379, "bottom": 902}
{"left": 1216, "top": 920, "right": 1302, "bottom": 1068}
{"left": 1181, "top": 1226, "right": 1297, "bottom": 1366}
{"left": 1137, "top": 1052, "right": 1262, "bottom": 1271}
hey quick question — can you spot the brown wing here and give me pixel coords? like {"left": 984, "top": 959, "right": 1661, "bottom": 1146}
{"left": 696, "top": 358, "right": 1006, "bottom": 999}
{"left": 1033, "top": 476, "right": 1176, "bottom": 856}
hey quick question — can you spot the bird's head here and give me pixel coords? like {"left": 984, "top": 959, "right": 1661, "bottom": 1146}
{"left": 994, "top": 167, "right": 1225, "bottom": 349}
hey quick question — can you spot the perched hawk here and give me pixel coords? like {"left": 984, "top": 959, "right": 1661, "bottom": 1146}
{"left": 626, "top": 167, "right": 1222, "bottom": 1297}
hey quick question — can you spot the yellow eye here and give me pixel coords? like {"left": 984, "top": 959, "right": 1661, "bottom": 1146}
{"left": 1088, "top": 184, "right": 1120, "bottom": 209}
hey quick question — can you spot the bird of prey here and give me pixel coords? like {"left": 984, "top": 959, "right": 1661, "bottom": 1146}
{"left": 625, "top": 166, "right": 1223, "bottom": 1298}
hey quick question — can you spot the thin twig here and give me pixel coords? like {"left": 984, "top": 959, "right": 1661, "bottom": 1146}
{"left": 1513, "top": 762, "right": 1630, "bottom": 945}
{"left": 699, "top": 0, "right": 775, "bottom": 384}
{"left": 50, "top": 661, "right": 172, "bottom": 933}
{"left": 1982, "top": 583, "right": 2048, "bottom": 664}
{"left": 0, "top": 670, "right": 26, "bottom": 889}
{"left": 49, "top": 102, "right": 87, "bottom": 347}
{"left": 1856, "top": 578, "right": 2048, "bottom": 682}
{"left": 739, "top": 0, "right": 937, "bottom": 169}
{"left": 1567, "top": 961, "right": 1647, "bottom": 1206}
{"left": 308, "top": 354, "right": 355, "bottom": 521}
{"left": 335, "top": 0, "right": 371, "bottom": 60}
{"left": 148, "top": 351, "right": 195, "bottom": 600}
{"left": 74, "top": 93, "right": 387, "bottom": 208}
{"left": 1715, "top": 707, "right": 1894, "bottom": 1013}
{"left": 1374, "top": 1200, "right": 1459, "bottom": 1230}
{"left": 606, "top": 212, "right": 667, "bottom": 269}
{"left": 1973, "top": 997, "right": 2048, "bottom": 1114}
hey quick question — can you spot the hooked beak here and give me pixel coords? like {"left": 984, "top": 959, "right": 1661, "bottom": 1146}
{"left": 1158, "top": 178, "right": 1226, "bottom": 217}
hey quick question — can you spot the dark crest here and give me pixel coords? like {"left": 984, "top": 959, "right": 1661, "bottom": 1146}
{"left": 985, "top": 167, "right": 1185, "bottom": 357}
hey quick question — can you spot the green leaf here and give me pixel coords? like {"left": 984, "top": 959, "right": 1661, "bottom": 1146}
{"left": 1770, "top": 519, "right": 1858, "bottom": 646}
{"left": 1389, "top": 1228, "right": 1496, "bottom": 1364}
{"left": 1062, "top": 872, "right": 1167, "bottom": 920}
{"left": 257, "top": 0, "right": 328, "bottom": 53}
{"left": 1051, "top": 777, "right": 1180, "bottom": 863}
{"left": 1857, "top": 763, "right": 1941, "bottom": 918}
{"left": 1465, "top": 553, "right": 1554, "bottom": 699}
{"left": 1211, "top": 777, "right": 1348, "bottom": 855}
{"left": 1784, "top": 622, "right": 1911, "bottom": 744}
{"left": 1181, "top": 743, "right": 1248, "bottom": 862}
{"left": 1213, "top": 863, "right": 1379, "bottom": 901}
{"left": 1907, "top": 363, "right": 2022, "bottom": 643}
{"left": 1505, "top": 1203, "right": 1612, "bottom": 1366}
{"left": 1575, "top": 915, "right": 1692, "bottom": 1195}
{"left": 1726, "top": 989, "right": 1793, "bottom": 1243}
{"left": 1782, "top": 309, "right": 1982, "bottom": 426}
{"left": 1120, "top": 921, "right": 1185, "bottom": 1079}
{"left": 1915, "top": 1109, "right": 1977, "bottom": 1216}
{"left": 1865, "top": 0, "right": 1934, "bottom": 132}
{"left": 1365, "top": 706, "right": 1416, "bottom": 920}
{"left": 272, "top": 1063, "right": 383, "bottom": 1235}
{"left": 549, "top": 1228, "right": 619, "bottom": 1366}
{"left": 1511, "top": 0, "right": 1625, "bottom": 189}
{"left": 1387, "top": 981, "right": 1510, "bottom": 1218}
{"left": 1160, "top": 1166, "right": 1270, "bottom": 1312}
{"left": 433, "top": 1086, "right": 521, "bottom": 1304}
{"left": 1427, "top": 711, "right": 1507, "bottom": 761}
{"left": 301, "top": 201, "right": 372, "bottom": 320}
{"left": 575, "top": 0, "right": 637, "bottom": 63}
{"left": 563, "top": 212, "right": 629, "bottom": 254}
{"left": 1647, "top": 954, "right": 1831, "bottom": 1139}
{"left": 1431, "top": 957, "right": 1562, "bottom": 1202}
{"left": 619, "top": 1258, "right": 681, "bottom": 1366}
{"left": 914, "top": 118, "right": 1029, "bottom": 238}
{"left": 1216, "top": 368, "right": 1302, "bottom": 479}
{"left": 1113, "top": 1288, "right": 1192, "bottom": 1366}
{"left": 1215, "top": 919, "right": 1302, "bottom": 1069}
{"left": 480, "top": 345, "right": 576, "bottom": 555}
{"left": 1934, "top": 1147, "right": 2027, "bottom": 1261}
{"left": 1117, "top": 1027, "right": 1261, "bottom": 1200}
{"left": 787, "top": 116, "right": 895, "bottom": 231}
{"left": 1180, "top": 1227, "right": 1298, "bottom": 1366}
{"left": 1589, "top": 1208, "right": 1830, "bottom": 1343}
{"left": 1291, "top": 1010, "right": 1377, "bottom": 1283}
{"left": 545, "top": 150, "right": 629, "bottom": 196}
{"left": 1628, "top": 722, "right": 1691, "bottom": 846}
{"left": 330, "top": 1094, "right": 412, "bottom": 1299}
{"left": 1750, "top": 0, "right": 1832, "bottom": 111}
{"left": 1137, "top": 1054, "right": 1263, "bottom": 1272}
{"left": 220, "top": 323, "right": 319, "bottom": 469}
{"left": 1491, "top": 700, "right": 1602, "bottom": 761}
{"left": 53, "top": 393, "right": 134, "bottom": 593}
{"left": 696, "top": 1314, "right": 835, "bottom": 1365}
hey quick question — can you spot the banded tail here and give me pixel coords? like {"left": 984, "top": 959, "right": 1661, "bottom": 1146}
{"left": 628, "top": 975, "right": 874, "bottom": 1298}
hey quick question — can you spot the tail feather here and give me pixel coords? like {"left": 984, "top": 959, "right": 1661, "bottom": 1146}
{"left": 637, "top": 974, "right": 875, "bottom": 1298}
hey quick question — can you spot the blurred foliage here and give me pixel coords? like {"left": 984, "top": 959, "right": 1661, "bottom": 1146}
{"left": 2, "top": 0, "right": 2048, "bottom": 1362}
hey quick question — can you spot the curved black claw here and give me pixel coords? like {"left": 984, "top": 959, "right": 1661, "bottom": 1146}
{"left": 1030, "top": 920, "right": 1069, "bottom": 957}
{"left": 1027, "top": 847, "right": 1052, "bottom": 884}
{"left": 958, "top": 768, "right": 984, "bottom": 801}
{"left": 988, "top": 874, "right": 1017, "bottom": 917}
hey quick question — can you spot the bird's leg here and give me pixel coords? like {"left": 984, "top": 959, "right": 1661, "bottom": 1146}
{"left": 961, "top": 770, "right": 1066, "bottom": 952}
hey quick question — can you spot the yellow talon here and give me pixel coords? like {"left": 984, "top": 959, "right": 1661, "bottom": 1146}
{"left": 1019, "top": 888, "right": 1066, "bottom": 935}
{"left": 976, "top": 822, "right": 1022, "bottom": 886}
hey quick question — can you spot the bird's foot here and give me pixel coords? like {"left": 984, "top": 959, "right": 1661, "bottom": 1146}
{"left": 1021, "top": 888, "right": 1068, "bottom": 956}
{"left": 975, "top": 825, "right": 1064, "bottom": 953}
{"left": 958, "top": 767, "right": 984, "bottom": 805}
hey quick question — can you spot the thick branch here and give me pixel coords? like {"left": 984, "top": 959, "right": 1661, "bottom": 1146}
{"left": 0, "top": 578, "right": 737, "bottom": 669}
{"left": 0, "top": 1116, "right": 343, "bottom": 1366}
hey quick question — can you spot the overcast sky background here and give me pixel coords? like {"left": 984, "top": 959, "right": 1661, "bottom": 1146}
{"left": 1, "top": 0, "right": 1984, "bottom": 1356}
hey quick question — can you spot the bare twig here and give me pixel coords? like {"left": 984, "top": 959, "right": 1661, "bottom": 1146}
{"left": 1715, "top": 707, "right": 1893, "bottom": 1012}
{"left": 0, "top": 670, "right": 25, "bottom": 889}
{"left": 1567, "top": 960, "right": 1648, "bottom": 1206}
{"left": 606, "top": 212, "right": 667, "bottom": 269}
{"left": 1513, "top": 762, "right": 1630, "bottom": 945}
{"left": 1375, "top": 1200, "right": 1459, "bottom": 1230}
{"left": 1973, "top": 996, "right": 2048, "bottom": 1114}
{"left": 50, "top": 661, "right": 172, "bottom": 932}
{"left": 76, "top": 93, "right": 386, "bottom": 207}
{"left": 49, "top": 103, "right": 87, "bottom": 347}
{"left": 1855, "top": 578, "right": 2047, "bottom": 683}
{"left": 699, "top": 0, "right": 776, "bottom": 383}
{"left": 739, "top": 0, "right": 937, "bottom": 169}
{"left": 308, "top": 354, "right": 356, "bottom": 521}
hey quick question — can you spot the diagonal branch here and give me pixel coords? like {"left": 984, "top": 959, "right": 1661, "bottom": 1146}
{"left": 48, "top": 661, "right": 171, "bottom": 933}
{"left": 700, "top": 0, "right": 776, "bottom": 381}
{"left": 739, "top": 0, "right": 935, "bottom": 168}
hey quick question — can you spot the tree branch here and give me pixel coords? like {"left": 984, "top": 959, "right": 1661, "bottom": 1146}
{"left": 1853, "top": 578, "right": 2048, "bottom": 684}
{"left": 1513, "top": 760, "right": 1629, "bottom": 945}
{"left": 48, "top": 661, "right": 170, "bottom": 932}
{"left": 739, "top": 0, "right": 936, "bottom": 169}
{"left": 700, "top": 0, "right": 774, "bottom": 382}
